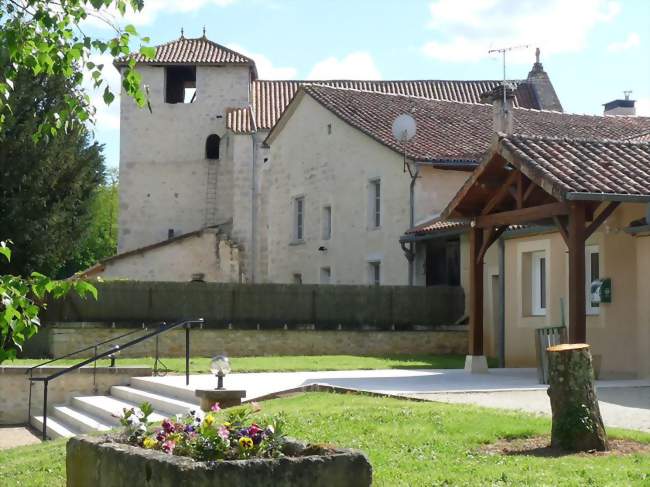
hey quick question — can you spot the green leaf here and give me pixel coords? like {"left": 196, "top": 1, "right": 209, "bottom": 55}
{"left": 103, "top": 87, "right": 115, "bottom": 105}
{"left": 139, "top": 46, "right": 156, "bottom": 59}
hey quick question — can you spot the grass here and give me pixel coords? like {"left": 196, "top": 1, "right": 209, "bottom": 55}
{"left": 1, "top": 393, "right": 648, "bottom": 486}
{"left": 7, "top": 354, "right": 498, "bottom": 374}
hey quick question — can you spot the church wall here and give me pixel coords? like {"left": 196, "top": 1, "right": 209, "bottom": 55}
{"left": 118, "top": 64, "right": 251, "bottom": 253}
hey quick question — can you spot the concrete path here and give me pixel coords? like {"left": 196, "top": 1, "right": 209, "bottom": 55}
{"left": 0, "top": 426, "right": 41, "bottom": 449}
{"left": 139, "top": 368, "right": 650, "bottom": 432}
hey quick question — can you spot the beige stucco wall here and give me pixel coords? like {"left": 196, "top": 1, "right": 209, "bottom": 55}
{"left": 452, "top": 203, "right": 649, "bottom": 378}
{"left": 118, "top": 64, "right": 251, "bottom": 253}
{"left": 264, "top": 94, "right": 468, "bottom": 285}
{"left": 96, "top": 230, "right": 241, "bottom": 282}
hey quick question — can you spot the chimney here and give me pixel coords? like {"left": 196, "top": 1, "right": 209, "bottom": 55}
{"left": 485, "top": 85, "right": 515, "bottom": 134}
{"left": 603, "top": 91, "right": 636, "bottom": 116}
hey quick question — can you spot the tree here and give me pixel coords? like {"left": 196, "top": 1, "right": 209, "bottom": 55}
{"left": 57, "top": 168, "right": 119, "bottom": 277}
{"left": 0, "top": 241, "right": 97, "bottom": 363}
{"left": 0, "top": 68, "right": 106, "bottom": 277}
{"left": 0, "top": 0, "right": 154, "bottom": 139}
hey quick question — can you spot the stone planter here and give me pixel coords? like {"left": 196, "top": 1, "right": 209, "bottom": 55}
{"left": 67, "top": 435, "right": 372, "bottom": 487}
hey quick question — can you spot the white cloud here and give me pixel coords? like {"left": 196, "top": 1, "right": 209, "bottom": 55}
{"left": 83, "top": 54, "right": 121, "bottom": 132}
{"left": 227, "top": 44, "right": 297, "bottom": 79}
{"left": 636, "top": 97, "right": 650, "bottom": 116}
{"left": 307, "top": 52, "right": 382, "bottom": 80}
{"left": 84, "top": 0, "right": 237, "bottom": 29}
{"left": 607, "top": 32, "right": 641, "bottom": 52}
{"left": 422, "top": 0, "right": 621, "bottom": 64}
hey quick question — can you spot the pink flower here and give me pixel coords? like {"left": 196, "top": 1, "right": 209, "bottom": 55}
{"left": 162, "top": 440, "right": 176, "bottom": 454}
{"left": 162, "top": 419, "right": 175, "bottom": 433}
{"left": 210, "top": 402, "right": 221, "bottom": 412}
{"left": 218, "top": 425, "right": 230, "bottom": 440}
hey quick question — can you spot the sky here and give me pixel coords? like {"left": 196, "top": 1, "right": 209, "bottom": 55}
{"left": 82, "top": 0, "right": 650, "bottom": 168}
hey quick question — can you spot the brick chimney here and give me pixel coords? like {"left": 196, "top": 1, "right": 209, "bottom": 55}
{"left": 603, "top": 91, "right": 636, "bottom": 116}
{"left": 485, "top": 84, "right": 515, "bottom": 134}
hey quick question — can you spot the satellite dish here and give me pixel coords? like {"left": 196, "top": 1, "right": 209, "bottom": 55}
{"left": 392, "top": 114, "right": 417, "bottom": 143}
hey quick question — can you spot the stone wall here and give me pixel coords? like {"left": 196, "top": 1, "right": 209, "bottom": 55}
{"left": 41, "top": 281, "right": 465, "bottom": 328}
{"left": 0, "top": 366, "right": 151, "bottom": 424}
{"left": 42, "top": 325, "right": 467, "bottom": 358}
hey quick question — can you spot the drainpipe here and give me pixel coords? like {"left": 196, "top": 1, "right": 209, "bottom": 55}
{"left": 498, "top": 236, "right": 505, "bottom": 368}
{"left": 250, "top": 117, "right": 258, "bottom": 283}
{"left": 407, "top": 162, "right": 420, "bottom": 286}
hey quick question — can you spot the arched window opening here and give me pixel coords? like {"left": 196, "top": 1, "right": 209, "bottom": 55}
{"left": 206, "top": 134, "right": 220, "bottom": 160}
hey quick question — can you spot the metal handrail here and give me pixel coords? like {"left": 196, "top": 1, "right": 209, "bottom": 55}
{"left": 27, "top": 318, "right": 204, "bottom": 440}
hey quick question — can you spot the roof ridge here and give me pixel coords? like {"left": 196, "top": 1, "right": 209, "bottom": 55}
{"left": 253, "top": 78, "right": 522, "bottom": 84}
{"left": 502, "top": 132, "right": 650, "bottom": 146}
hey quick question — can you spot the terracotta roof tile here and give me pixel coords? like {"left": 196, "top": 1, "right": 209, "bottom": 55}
{"left": 273, "top": 86, "right": 650, "bottom": 166}
{"left": 118, "top": 37, "right": 254, "bottom": 67}
{"left": 226, "top": 106, "right": 254, "bottom": 134}
{"left": 249, "top": 79, "right": 538, "bottom": 131}
{"left": 500, "top": 134, "right": 650, "bottom": 198}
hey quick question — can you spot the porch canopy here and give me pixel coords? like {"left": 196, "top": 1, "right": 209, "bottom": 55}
{"left": 440, "top": 132, "right": 650, "bottom": 358}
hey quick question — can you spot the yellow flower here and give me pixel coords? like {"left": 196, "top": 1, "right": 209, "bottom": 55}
{"left": 143, "top": 437, "right": 158, "bottom": 449}
{"left": 223, "top": 422, "right": 231, "bottom": 428}
{"left": 239, "top": 436, "right": 254, "bottom": 449}
{"left": 203, "top": 414, "right": 215, "bottom": 427}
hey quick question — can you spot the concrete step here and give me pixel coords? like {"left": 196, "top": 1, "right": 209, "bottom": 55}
{"left": 30, "top": 414, "right": 80, "bottom": 440}
{"left": 130, "top": 377, "right": 199, "bottom": 404}
{"left": 71, "top": 395, "right": 166, "bottom": 426}
{"left": 110, "top": 386, "right": 198, "bottom": 416}
{"left": 52, "top": 405, "right": 113, "bottom": 434}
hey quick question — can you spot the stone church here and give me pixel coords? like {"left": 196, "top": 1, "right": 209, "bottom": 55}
{"left": 84, "top": 34, "right": 564, "bottom": 284}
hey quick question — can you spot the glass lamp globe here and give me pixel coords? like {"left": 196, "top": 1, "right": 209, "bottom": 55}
{"left": 210, "top": 355, "right": 231, "bottom": 388}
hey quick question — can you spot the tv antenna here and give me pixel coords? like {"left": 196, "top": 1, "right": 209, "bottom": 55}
{"left": 391, "top": 113, "right": 417, "bottom": 175}
{"left": 488, "top": 44, "right": 530, "bottom": 114}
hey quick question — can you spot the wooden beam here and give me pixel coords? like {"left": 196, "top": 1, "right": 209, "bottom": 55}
{"left": 516, "top": 172, "right": 524, "bottom": 209}
{"left": 475, "top": 202, "right": 568, "bottom": 228}
{"left": 477, "top": 225, "right": 508, "bottom": 264}
{"left": 469, "top": 226, "right": 484, "bottom": 356}
{"left": 568, "top": 202, "right": 587, "bottom": 343}
{"left": 481, "top": 170, "right": 519, "bottom": 215}
{"left": 585, "top": 202, "right": 620, "bottom": 239}
{"left": 523, "top": 181, "right": 536, "bottom": 202}
{"left": 553, "top": 216, "right": 569, "bottom": 246}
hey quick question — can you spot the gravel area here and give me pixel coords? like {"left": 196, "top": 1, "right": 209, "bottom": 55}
{"left": 408, "top": 387, "right": 650, "bottom": 432}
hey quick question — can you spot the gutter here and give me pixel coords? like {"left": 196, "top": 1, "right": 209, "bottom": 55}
{"left": 250, "top": 115, "right": 258, "bottom": 283}
{"left": 565, "top": 192, "right": 650, "bottom": 203}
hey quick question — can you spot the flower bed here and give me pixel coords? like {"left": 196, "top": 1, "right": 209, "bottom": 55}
{"left": 66, "top": 402, "right": 372, "bottom": 487}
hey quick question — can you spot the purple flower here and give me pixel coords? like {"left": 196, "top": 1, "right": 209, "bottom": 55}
{"left": 162, "top": 419, "right": 175, "bottom": 433}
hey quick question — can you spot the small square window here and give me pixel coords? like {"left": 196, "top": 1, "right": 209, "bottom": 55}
{"left": 368, "top": 261, "right": 381, "bottom": 286}
{"left": 322, "top": 206, "right": 332, "bottom": 240}
{"left": 293, "top": 196, "right": 304, "bottom": 241}
{"left": 369, "top": 179, "right": 381, "bottom": 229}
{"left": 531, "top": 251, "right": 547, "bottom": 316}
{"left": 293, "top": 273, "right": 302, "bottom": 285}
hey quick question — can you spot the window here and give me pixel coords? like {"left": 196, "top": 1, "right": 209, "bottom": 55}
{"left": 205, "top": 134, "right": 220, "bottom": 160}
{"left": 369, "top": 179, "right": 381, "bottom": 228}
{"left": 322, "top": 206, "right": 332, "bottom": 240}
{"left": 292, "top": 273, "right": 302, "bottom": 285}
{"left": 425, "top": 238, "right": 460, "bottom": 286}
{"left": 293, "top": 196, "right": 305, "bottom": 241}
{"left": 586, "top": 246, "right": 600, "bottom": 315}
{"left": 531, "top": 251, "right": 547, "bottom": 316}
{"left": 368, "top": 261, "right": 381, "bottom": 286}
{"left": 320, "top": 267, "right": 331, "bottom": 284}
{"left": 165, "top": 65, "right": 196, "bottom": 104}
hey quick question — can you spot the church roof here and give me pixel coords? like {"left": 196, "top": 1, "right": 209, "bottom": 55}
{"left": 264, "top": 85, "right": 650, "bottom": 168}
{"left": 116, "top": 36, "right": 256, "bottom": 70}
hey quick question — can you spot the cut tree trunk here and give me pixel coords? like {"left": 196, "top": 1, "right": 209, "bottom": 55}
{"left": 547, "top": 343, "right": 608, "bottom": 451}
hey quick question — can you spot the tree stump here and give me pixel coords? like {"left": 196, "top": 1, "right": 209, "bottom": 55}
{"left": 547, "top": 344, "right": 608, "bottom": 451}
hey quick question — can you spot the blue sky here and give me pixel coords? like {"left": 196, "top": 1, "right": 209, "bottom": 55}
{"left": 84, "top": 0, "right": 650, "bottom": 168}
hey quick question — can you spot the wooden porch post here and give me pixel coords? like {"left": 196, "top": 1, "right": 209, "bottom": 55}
{"left": 469, "top": 226, "right": 484, "bottom": 355}
{"left": 567, "top": 202, "right": 587, "bottom": 343}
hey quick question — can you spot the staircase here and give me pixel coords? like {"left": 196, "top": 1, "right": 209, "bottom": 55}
{"left": 30, "top": 378, "right": 199, "bottom": 440}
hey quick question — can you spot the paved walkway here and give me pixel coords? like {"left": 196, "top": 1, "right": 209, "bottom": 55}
{"left": 141, "top": 368, "right": 650, "bottom": 432}
{"left": 0, "top": 426, "right": 41, "bottom": 450}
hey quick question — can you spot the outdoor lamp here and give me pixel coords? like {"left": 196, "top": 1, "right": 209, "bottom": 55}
{"left": 108, "top": 345, "right": 120, "bottom": 368}
{"left": 210, "top": 355, "right": 231, "bottom": 389}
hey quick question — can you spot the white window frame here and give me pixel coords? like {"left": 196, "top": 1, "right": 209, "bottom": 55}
{"left": 586, "top": 245, "right": 600, "bottom": 315}
{"left": 531, "top": 251, "right": 547, "bottom": 316}
{"left": 322, "top": 205, "right": 332, "bottom": 240}
{"left": 293, "top": 196, "right": 305, "bottom": 242}
{"left": 369, "top": 178, "right": 381, "bottom": 229}
{"left": 368, "top": 261, "right": 381, "bottom": 286}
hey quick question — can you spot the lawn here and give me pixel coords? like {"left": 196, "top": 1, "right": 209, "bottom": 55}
{"left": 8, "top": 354, "right": 498, "bottom": 374}
{"left": 1, "top": 393, "right": 648, "bottom": 486}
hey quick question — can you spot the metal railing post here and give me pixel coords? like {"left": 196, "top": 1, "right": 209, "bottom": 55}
{"left": 185, "top": 323, "right": 190, "bottom": 386}
{"left": 42, "top": 380, "right": 49, "bottom": 441}
{"left": 93, "top": 345, "right": 98, "bottom": 389}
